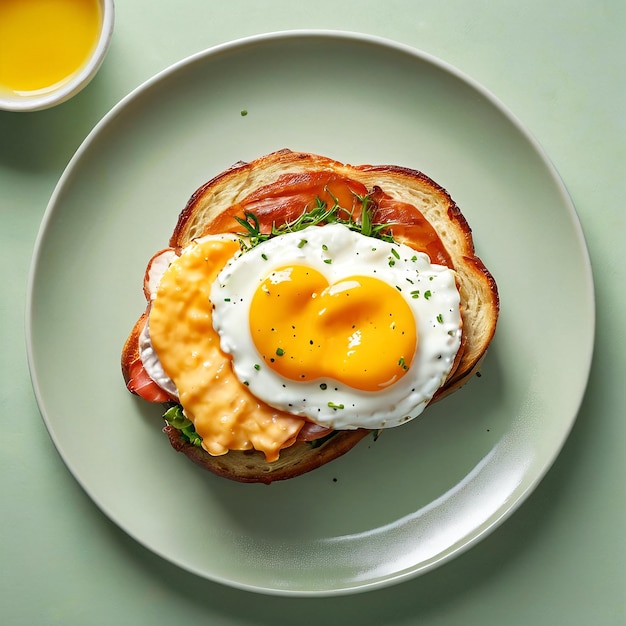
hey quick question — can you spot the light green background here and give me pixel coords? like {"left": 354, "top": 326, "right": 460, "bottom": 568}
{"left": 1, "top": 1, "right": 624, "bottom": 624}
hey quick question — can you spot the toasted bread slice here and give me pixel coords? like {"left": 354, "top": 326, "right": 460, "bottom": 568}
{"left": 122, "top": 149, "right": 499, "bottom": 483}
{"left": 163, "top": 425, "right": 372, "bottom": 484}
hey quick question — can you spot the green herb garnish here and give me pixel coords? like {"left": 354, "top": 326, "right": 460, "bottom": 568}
{"left": 328, "top": 401, "right": 345, "bottom": 410}
{"left": 233, "top": 188, "right": 397, "bottom": 251}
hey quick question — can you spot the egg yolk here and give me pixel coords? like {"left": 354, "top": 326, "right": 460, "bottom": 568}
{"left": 250, "top": 265, "right": 418, "bottom": 391}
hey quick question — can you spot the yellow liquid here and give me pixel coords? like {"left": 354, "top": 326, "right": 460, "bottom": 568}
{"left": 0, "top": 0, "right": 101, "bottom": 95}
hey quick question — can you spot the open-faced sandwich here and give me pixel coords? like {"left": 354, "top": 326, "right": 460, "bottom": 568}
{"left": 121, "top": 149, "right": 499, "bottom": 483}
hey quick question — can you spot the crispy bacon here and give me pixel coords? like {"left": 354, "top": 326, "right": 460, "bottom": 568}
{"left": 370, "top": 187, "right": 453, "bottom": 267}
{"left": 204, "top": 172, "right": 452, "bottom": 266}
{"left": 205, "top": 172, "right": 368, "bottom": 234}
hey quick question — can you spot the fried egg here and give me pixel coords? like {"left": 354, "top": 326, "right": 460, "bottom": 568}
{"left": 211, "top": 224, "right": 462, "bottom": 430}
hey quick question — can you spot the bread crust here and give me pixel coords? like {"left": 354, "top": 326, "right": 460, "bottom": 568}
{"left": 121, "top": 312, "right": 145, "bottom": 385}
{"left": 163, "top": 425, "right": 372, "bottom": 484}
{"left": 122, "top": 149, "right": 499, "bottom": 483}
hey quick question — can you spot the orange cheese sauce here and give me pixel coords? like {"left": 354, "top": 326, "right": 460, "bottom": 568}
{"left": 0, "top": 0, "right": 101, "bottom": 94}
{"left": 148, "top": 237, "right": 304, "bottom": 462}
{"left": 250, "top": 266, "right": 417, "bottom": 391}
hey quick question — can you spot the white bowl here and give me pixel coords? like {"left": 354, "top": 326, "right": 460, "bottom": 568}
{"left": 0, "top": 0, "right": 115, "bottom": 112}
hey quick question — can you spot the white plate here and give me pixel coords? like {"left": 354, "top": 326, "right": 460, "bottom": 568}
{"left": 26, "top": 31, "right": 594, "bottom": 596}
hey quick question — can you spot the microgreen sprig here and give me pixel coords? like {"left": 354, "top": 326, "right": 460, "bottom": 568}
{"left": 234, "top": 188, "right": 397, "bottom": 251}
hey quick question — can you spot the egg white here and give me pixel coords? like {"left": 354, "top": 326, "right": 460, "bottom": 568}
{"left": 211, "top": 224, "right": 462, "bottom": 430}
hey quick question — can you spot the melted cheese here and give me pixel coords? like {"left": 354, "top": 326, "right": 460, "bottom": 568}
{"left": 148, "top": 237, "right": 304, "bottom": 462}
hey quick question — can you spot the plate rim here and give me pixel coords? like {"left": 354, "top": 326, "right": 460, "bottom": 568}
{"left": 25, "top": 29, "right": 596, "bottom": 597}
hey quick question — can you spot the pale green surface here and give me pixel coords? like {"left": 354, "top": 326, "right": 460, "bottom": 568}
{"left": 1, "top": 0, "right": 624, "bottom": 624}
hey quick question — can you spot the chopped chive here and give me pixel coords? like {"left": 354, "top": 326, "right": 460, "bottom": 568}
{"left": 254, "top": 364, "right": 261, "bottom": 371}
{"left": 324, "top": 258, "right": 333, "bottom": 264}
{"left": 411, "top": 290, "right": 420, "bottom": 298}
{"left": 320, "top": 383, "right": 328, "bottom": 390}
{"left": 328, "top": 402, "right": 345, "bottom": 410}
{"left": 424, "top": 290, "right": 432, "bottom": 300}
{"left": 391, "top": 247, "right": 400, "bottom": 259}
{"left": 261, "top": 253, "right": 268, "bottom": 261}
{"left": 276, "top": 348, "right": 285, "bottom": 356}
{"left": 436, "top": 313, "right": 444, "bottom": 324}
{"left": 322, "top": 244, "right": 328, "bottom": 251}
{"left": 298, "top": 239, "right": 308, "bottom": 248}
